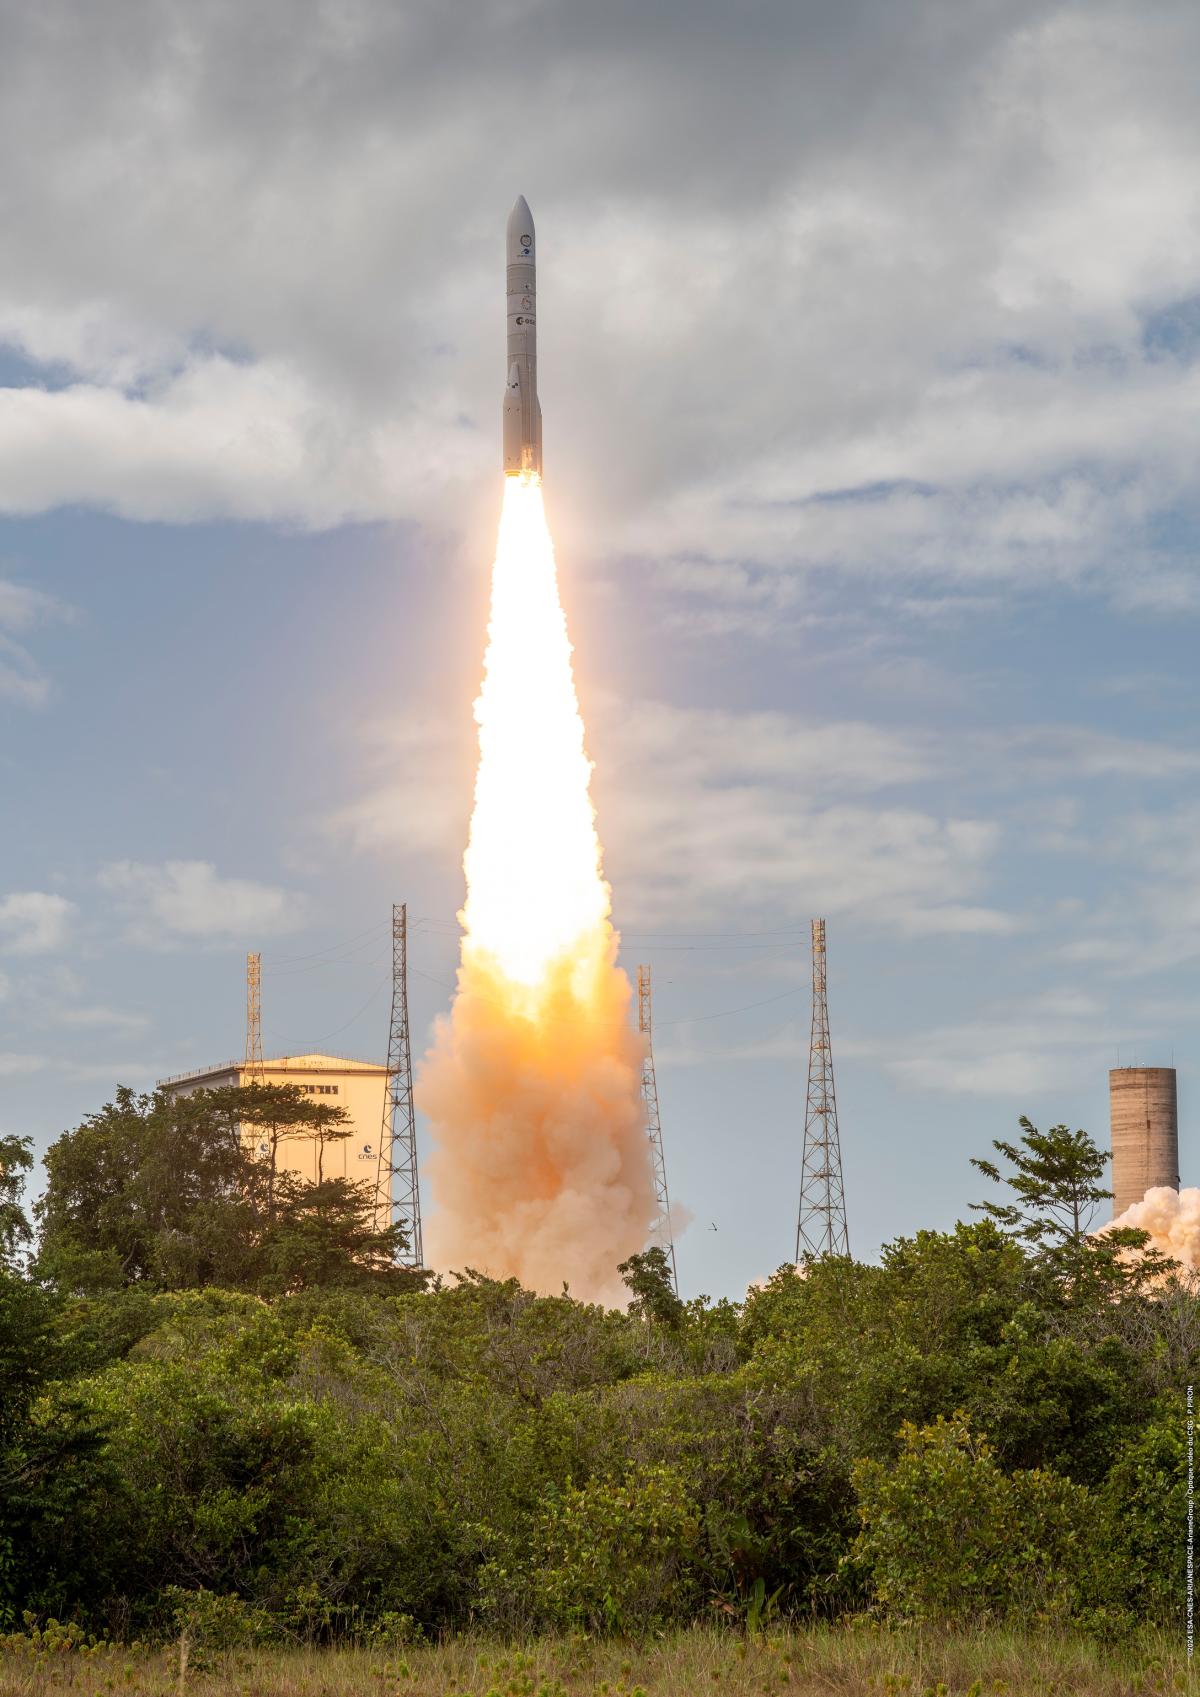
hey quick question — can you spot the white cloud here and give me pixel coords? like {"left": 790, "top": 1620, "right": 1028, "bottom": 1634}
{"left": 0, "top": 579, "right": 74, "bottom": 707}
{"left": 0, "top": 580, "right": 65, "bottom": 631}
{"left": 98, "top": 859, "right": 303, "bottom": 943}
{"left": 0, "top": 638, "right": 49, "bottom": 707}
{"left": 658, "top": 1019, "right": 808, "bottom": 1070}
{"left": 55, "top": 1005, "right": 149, "bottom": 1035}
{"left": 324, "top": 713, "right": 475, "bottom": 858}
{"left": 1055, "top": 804, "right": 1200, "bottom": 975}
{"left": 331, "top": 695, "right": 1011, "bottom": 936}
{"left": 853, "top": 995, "right": 1126, "bottom": 1099}
{"left": 0, "top": 0, "right": 1195, "bottom": 613}
{"left": 994, "top": 726, "right": 1200, "bottom": 783}
{"left": 592, "top": 700, "right": 1011, "bottom": 934}
{"left": 0, "top": 1052, "right": 164, "bottom": 1085}
{"left": 0, "top": 359, "right": 482, "bottom": 530}
{"left": 0, "top": 892, "right": 74, "bottom": 955}
{"left": 0, "top": 1052, "right": 46, "bottom": 1077}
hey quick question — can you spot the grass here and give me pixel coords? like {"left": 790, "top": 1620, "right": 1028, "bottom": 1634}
{"left": 0, "top": 1625, "right": 1191, "bottom": 1697}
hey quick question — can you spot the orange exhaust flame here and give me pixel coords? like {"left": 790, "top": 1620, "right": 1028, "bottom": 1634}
{"left": 418, "top": 477, "right": 657, "bottom": 1303}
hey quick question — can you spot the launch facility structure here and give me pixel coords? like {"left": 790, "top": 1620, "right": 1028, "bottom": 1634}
{"left": 157, "top": 1052, "right": 393, "bottom": 1218}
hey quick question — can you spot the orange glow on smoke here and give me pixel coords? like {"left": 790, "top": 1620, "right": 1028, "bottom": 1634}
{"left": 418, "top": 477, "right": 657, "bottom": 1303}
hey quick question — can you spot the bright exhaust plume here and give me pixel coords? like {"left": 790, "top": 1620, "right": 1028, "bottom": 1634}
{"left": 418, "top": 477, "right": 657, "bottom": 1303}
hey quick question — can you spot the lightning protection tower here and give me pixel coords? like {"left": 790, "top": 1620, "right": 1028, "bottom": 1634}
{"left": 637, "top": 964, "right": 679, "bottom": 1294}
{"left": 795, "top": 919, "right": 850, "bottom": 1260}
{"left": 245, "top": 952, "right": 264, "bottom": 1084}
{"left": 376, "top": 904, "right": 424, "bottom": 1269}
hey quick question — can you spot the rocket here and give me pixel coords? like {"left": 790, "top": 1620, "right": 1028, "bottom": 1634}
{"left": 503, "top": 195, "right": 542, "bottom": 476}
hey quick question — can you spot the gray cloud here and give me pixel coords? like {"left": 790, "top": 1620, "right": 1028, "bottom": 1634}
{"left": 0, "top": 0, "right": 1197, "bottom": 607}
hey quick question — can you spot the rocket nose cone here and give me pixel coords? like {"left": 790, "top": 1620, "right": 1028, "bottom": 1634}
{"left": 507, "top": 195, "right": 534, "bottom": 246}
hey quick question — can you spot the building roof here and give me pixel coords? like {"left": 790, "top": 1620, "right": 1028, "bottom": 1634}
{"left": 157, "top": 1052, "right": 389, "bottom": 1089}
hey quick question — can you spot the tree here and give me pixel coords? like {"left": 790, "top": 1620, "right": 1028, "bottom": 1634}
{"left": 970, "top": 1117, "right": 1173, "bottom": 1291}
{"left": 970, "top": 1118, "right": 1111, "bottom": 1249}
{"left": 37, "top": 1086, "right": 249, "bottom": 1289}
{"left": 618, "top": 1247, "right": 685, "bottom": 1328}
{"left": 258, "top": 1175, "right": 411, "bottom": 1294}
{"left": 0, "top": 1136, "right": 33, "bottom": 1269}
{"left": 232, "top": 1085, "right": 351, "bottom": 1219}
{"left": 37, "top": 1085, "right": 407, "bottom": 1296}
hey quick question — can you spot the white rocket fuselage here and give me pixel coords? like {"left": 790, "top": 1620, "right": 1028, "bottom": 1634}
{"left": 503, "top": 195, "right": 542, "bottom": 476}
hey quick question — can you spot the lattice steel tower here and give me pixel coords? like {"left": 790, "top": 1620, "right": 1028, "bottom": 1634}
{"left": 244, "top": 952, "right": 264, "bottom": 1083}
{"left": 795, "top": 919, "right": 850, "bottom": 1259}
{"left": 637, "top": 964, "right": 678, "bottom": 1294}
{"left": 376, "top": 904, "right": 424, "bottom": 1268}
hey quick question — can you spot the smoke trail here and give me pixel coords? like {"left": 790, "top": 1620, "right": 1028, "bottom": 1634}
{"left": 417, "top": 478, "right": 658, "bottom": 1304}
{"left": 1109, "top": 1186, "right": 1200, "bottom": 1269}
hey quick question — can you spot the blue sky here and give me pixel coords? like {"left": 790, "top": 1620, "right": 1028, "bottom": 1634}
{"left": 3, "top": 0, "right": 1200, "bottom": 1296}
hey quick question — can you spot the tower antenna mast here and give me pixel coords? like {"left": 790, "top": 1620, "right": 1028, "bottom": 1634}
{"left": 376, "top": 904, "right": 424, "bottom": 1268}
{"left": 245, "top": 951, "right": 264, "bottom": 1084}
{"left": 637, "top": 964, "right": 679, "bottom": 1294}
{"left": 795, "top": 919, "right": 850, "bottom": 1259}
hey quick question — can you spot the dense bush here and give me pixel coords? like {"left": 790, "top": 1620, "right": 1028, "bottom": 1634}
{"left": 0, "top": 1100, "right": 1192, "bottom": 1639}
{"left": 851, "top": 1415, "right": 1109, "bottom": 1626}
{"left": 482, "top": 1464, "right": 702, "bottom": 1633}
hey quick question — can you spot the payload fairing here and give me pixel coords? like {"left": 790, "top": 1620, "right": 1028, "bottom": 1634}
{"left": 503, "top": 195, "right": 542, "bottom": 476}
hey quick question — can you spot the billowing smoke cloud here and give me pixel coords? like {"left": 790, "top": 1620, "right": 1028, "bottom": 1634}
{"left": 1109, "top": 1185, "right": 1200, "bottom": 1269}
{"left": 418, "top": 479, "right": 658, "bottom": 1304}
{"left": 420, "top": 945, "right": 656, "bottom": 1303}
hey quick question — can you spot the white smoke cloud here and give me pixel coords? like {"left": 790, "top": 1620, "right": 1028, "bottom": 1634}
{"left": 1109, "top": 1186, "right": 1200, "bottom": 1269}
{"left": 419, "top": 948, "right": 657, "bottom": 1305}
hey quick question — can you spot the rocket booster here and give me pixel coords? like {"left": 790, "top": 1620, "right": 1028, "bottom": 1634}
{"left": 503, "top": 195, "right": 542, "bottom": 476}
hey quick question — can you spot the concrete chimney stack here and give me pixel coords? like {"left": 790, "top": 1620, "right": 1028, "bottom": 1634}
{"left": 1109, "top": 1066, "right": 1180, "bottom": 1218}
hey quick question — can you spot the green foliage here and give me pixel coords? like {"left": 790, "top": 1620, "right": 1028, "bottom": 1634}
{"left": 608, "top": 1372, "right": 857, "bottom": 1613}
{"left": 618, "top": 1247, "right": 684, "bottom": 1327}
{"left": 1098, "top": 1403, "right": 1187, "bottom": 1620}
{"left": 0, "top": 1271, "right": 69, "bottom": 1624}
{"left": 36, "top": 1085, "right": 413, "bottom": 1297}
{"left": 971, "top": 1117, "right": 1111, "bottom": 1244}
{"left": 0, "top": 1135, "right": 34, "bottom": 1268}
{"left": 969, "top": 1118, "right": 1174, "bottom": 1291}
{"left": 851, "top": 1415, "right": 1113, "bottom": 1626}
{"left": 0, "top": 1269, "right": 60, "bottom": 1450}
{"left": 483, "top": 1464, "right": 701, "bottom": 1633}
{"left": 161, "top": 1586, "right": 276, "bottom": 1649}
{"left": 0, "top": 1614, "right": 117, "bottom": 1658}
{"left": 2, "top": 1096, "right": 1195, "bottom": 1642}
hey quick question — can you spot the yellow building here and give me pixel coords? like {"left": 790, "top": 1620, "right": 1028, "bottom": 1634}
{"left": 157, "top": 1053, "right": 391, "bottom": 1209}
